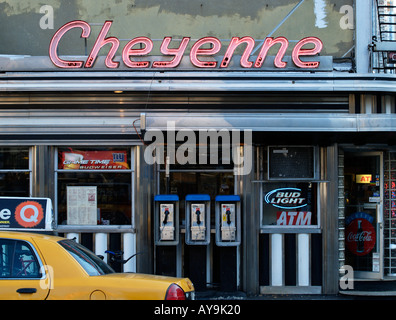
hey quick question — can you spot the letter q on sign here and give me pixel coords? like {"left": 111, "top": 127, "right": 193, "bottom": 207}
{"left": 15, "top": 201, "right": 44, "bottom": 228}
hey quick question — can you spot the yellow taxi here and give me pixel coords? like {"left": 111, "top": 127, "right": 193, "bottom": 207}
{"left": 0, "top": 231, "right": 194, "bottom": 300}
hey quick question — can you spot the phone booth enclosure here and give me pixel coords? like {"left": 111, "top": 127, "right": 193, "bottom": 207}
{"left": 215, "top": 195, "right": 241, "bottom": 246}
{"left": 185, "top": 194, "right": 211, "bottom": 245}
{"left": 154, "top": 195, "right": 179, "bottom": 246}
{"left": 214, "top": 195, "right": 241, "bottom": 291}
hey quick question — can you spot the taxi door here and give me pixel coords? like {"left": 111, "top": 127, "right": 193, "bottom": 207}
{"left": 0, "top": 238, "right": 50, "bottom": 299}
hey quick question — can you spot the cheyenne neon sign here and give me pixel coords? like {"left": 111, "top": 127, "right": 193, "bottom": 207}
{"left": 49, "top": 20, "right": 323, "bottom": 70}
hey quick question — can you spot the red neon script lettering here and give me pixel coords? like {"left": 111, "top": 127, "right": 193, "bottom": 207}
{"left": 49, "top": 20, "right": 90, "bottom": 68}
{"left": 49, "top": 20, "right": 324, "bottom": 70}
{"left": 190, "top": 37, "right": 222, "bottom": 68}
{"left": 292, "top": 37, "right": 323, "bottom": 68}
{"left": 122, "top": 37, "right": 153, "bottom": 68}
{"left": 221, "top": 36, "right": 255, "bottom": 68}
{"left": 255, "top": 37, "right": 289, "bottom": 68}
{"left": 153, "top": 37, "right": 190, "bottom": 68}
{"left": 85, "top": 20, "right": 120, "bottom": 68}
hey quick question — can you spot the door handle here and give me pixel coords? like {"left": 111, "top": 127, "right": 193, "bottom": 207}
{"left": 17, "top": 288, "right": 37, "bottom": 294}
{"left": 377, "top": 204, "right": 383, "bottom": 222}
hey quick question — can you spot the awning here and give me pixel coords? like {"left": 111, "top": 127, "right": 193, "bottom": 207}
{"left": 144, "top": 112, "right": 396, "bottom": 132}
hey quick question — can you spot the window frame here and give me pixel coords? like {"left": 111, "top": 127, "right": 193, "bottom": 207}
{"left": 259, "top": 145, "right": 323, "bottom": 234}
{"left": 267, "top": 145, "right": 319, "bottom": 181}
{"left": 54, "top": 146, "right": 135, "bottom": 231}
{"left": 260, "top": 181, "right": 321, "bottom": 233}
{"left": 0, "top": 147, "right": 32, "bottom": 197}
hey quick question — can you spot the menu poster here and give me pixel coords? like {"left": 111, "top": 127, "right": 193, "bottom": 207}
{"left": 67, "top": 186, "right": 97, "bottom": 225}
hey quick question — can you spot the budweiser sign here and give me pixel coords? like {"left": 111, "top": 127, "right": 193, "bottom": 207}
{"left": 49, "top": 20, "right": 323, "bottom": 70}
{"left": 264, "top": 187, "right": 308, "bottom": 210}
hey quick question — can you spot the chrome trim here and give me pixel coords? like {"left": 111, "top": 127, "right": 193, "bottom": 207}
{"left": 1, "top": 70, "right": 396, "bottom": 93}
{"left": 145, "top": 113, "right": 396, "bottom": 132}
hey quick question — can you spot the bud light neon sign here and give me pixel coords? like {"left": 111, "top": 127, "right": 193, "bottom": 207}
{"left": 264, "top": 188, "right": 307, "bottom": 210}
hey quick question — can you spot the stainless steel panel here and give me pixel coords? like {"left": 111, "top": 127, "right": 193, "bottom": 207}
{"left": 145, "top": 113, "right": 396, "bottom": 132}
{"left": 0, "top": 109, "right": 143, "bottom": 135}
{"left": 1, "top": 70, "right": 396, "bottom": 93}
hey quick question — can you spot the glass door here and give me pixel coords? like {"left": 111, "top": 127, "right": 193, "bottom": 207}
{"left": 344, "top": 152, "right": 384, "bottom": 279}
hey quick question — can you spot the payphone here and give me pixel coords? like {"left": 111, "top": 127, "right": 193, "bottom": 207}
{"left": 215, "top": 195, "right": 241, "bottom": 291}
{"left": 221, "top": 203, "right": 236, "bottom": 241}
{"left": 185, "top": 194, "right": 211, "bottom": 245}
{"left": 160, "top": 203, "right": 174, "bottom": 240}
{"left": 154, "top": 195, "right": 179, "bottom": 245}
{"left": 215, "top": 195, "right": 241, "bottom": 246}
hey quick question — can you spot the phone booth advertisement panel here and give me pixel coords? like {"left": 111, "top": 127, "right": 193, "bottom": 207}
{"left": 0, "top": 197, "right": 53, "bottom": 232}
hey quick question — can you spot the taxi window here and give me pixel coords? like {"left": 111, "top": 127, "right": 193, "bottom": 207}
{"left": 59, "top": 239, "right": 114, "bottom": 276}
{"left": 0, "top": 239, "right": 42, "bottom": 279}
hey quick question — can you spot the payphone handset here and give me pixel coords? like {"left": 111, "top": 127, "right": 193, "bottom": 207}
{"left": 160, "top": 203, "right": 174, "bottom": 241}
{"left": 191, "top": 203, "right": 206, "bottom": 241}
{"left": 221, "top": 203, "right": 236, "bottom": 241}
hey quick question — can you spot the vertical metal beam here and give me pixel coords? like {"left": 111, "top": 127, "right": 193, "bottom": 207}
{"left": 241, "top": 147, "right": 259, "bottom": 295}
{"left": 135, "top": 145, "right": 154, "bottom": 274}
{"left": 322, "top": 145, "right": 339, "bottom": 294}
{"left": 355, "top": 0, "right": 373, "bottom": 73}
{"left": 32, "top": 145, "right": 51, "bottom": 198}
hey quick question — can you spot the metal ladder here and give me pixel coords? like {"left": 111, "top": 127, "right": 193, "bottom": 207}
{"left": 372, "top": 0, "right": 396, "bottom": 72}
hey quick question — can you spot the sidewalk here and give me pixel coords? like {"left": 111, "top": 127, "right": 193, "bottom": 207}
{"left": 195, "top": 290, "right": 396, "bottom": 300}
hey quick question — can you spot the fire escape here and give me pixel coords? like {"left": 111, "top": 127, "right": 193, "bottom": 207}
{"left": 372, "top": 0, "right": 396, "bottom": 73}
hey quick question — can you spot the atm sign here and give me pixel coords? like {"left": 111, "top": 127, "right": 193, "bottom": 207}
{"left": 356, "top": 174, "right": 372, "bottom": 184}
{"left": 276, "top": 211, "right": 312, "bottom": 226}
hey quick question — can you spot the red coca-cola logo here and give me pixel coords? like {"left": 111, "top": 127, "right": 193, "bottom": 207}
{"left": 346, "top": 217, "right": 376, "bottom": 256}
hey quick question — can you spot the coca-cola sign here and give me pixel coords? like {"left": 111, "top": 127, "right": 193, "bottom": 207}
{"left": 345, "top": 212, "right": 376, "bottom": 256}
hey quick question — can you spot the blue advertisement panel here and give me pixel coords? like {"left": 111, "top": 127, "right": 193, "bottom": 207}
{"left": 0, "top": 197, "right": 52, "bottom": 231}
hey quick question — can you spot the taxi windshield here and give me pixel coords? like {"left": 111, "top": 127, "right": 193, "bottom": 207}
{"left": 59, "top": 239, "right": 115, "bottom": 276}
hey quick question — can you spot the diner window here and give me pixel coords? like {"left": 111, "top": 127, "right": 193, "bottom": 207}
{"left": 268, "top": 146, "right": 317, "bottom": 180}
{"left": 56, "top": 147, "right": 133, "bottom": 226}
{"left": 261, "top": 146, "right": 320, "bottom": 228}
{"left": 0, "top": 147, "right": 31, "bottom": 197}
